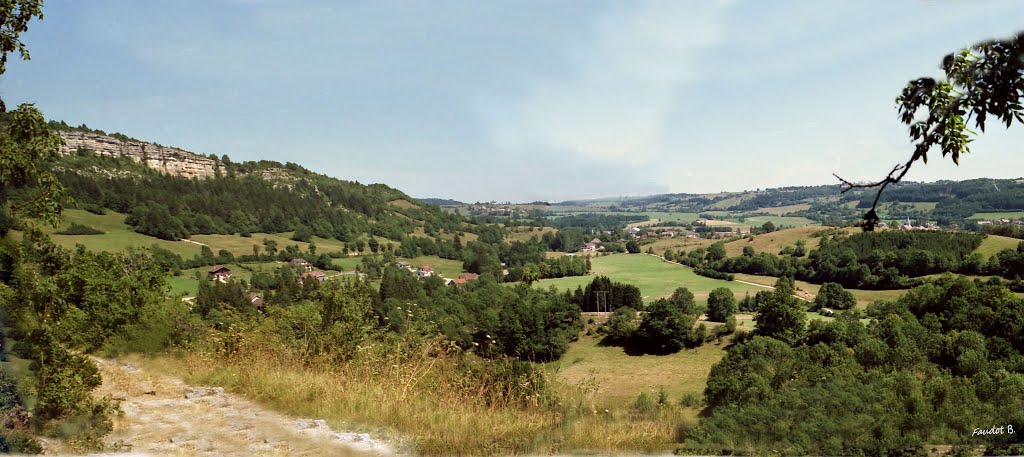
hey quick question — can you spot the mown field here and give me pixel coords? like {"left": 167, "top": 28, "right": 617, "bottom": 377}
{"left": 28, "top": 209, "right": 203, "bottom": 257}
{"left": 168, "top": 261, "right": 287, "bottom": 296}
{"left": 730, "top": 273, "right": 909, "bottom": 309}
{"left": 722, "top": 225, "right": 842, "bottom": 257}
{"left": 969, "top": 211, "right": 1024, "bottom": 220}
{"left": 31, "top": 209, "right": 389, "bottom": 258}
{"left": 976, "top": 234, "right": 1021, "bottom": 258}
{"left": 533, "top": 253, "right": 763, "bottom": 305}
{"left": 553, "top": 334, "right": 728, "bottom": 409}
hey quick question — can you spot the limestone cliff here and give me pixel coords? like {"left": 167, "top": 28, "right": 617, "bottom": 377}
{"left": 57, "top": 131, "right": 226, "bottom": 179}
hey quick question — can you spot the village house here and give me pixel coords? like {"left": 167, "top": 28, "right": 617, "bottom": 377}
{"left": 581, "top": 243, "right": 597, "bottom": 253}
{"left": 396, "top": 261, "right": 411, "bottom": 269}
{"left": 289, "top": 258, "right": 313, "bottom": 271}
{"left": 589, "top": 238, "right": 602, "bottom": 245}
{"left": 627, "top": 227, "right": 641, "bottom": 236}
{"left": 248, "top": 293, "right": 264, "bottom": 311}
{"left": 417, "top": 266, "right": 434, "bottom": 278}
{"left": 208, "top": 266, "right": 232, "bottom": 282}
{"left": 298, "top": 271, "right": 328, "bottom": 284}
{"left": 459, "top": 273, "right": 480, "bottom": 281}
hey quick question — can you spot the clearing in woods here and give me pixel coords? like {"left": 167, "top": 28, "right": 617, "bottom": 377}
{"left": 532, "top": 253, "right": 763, "bottom": 305}
{"left": 975, "top": 234, "right": 1022, "bottom": 259}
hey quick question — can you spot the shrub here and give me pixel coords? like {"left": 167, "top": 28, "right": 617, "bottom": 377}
{"left": 56, "top": 223, "right": 104, "bottom": 235}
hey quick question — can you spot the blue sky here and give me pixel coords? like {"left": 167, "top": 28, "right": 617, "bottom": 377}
{"left": 4, "top": 1, "right": 1024, "bottom": 202}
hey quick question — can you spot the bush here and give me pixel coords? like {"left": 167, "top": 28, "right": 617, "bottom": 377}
{"left": 632, "top": 392, "right": 656, "bottom": 416}
{"left": 56, "top": 223, "right": 104, "bottom": 235}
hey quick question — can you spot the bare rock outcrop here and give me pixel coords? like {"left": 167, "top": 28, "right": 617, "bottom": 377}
{"left": 57, "top": 131, "right": 226, "bottom": 179}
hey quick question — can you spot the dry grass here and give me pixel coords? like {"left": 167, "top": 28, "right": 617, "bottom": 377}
{"left": 553, "top": 335, "right": 727, "bottom": 409}
{"left": 730, "top": 273, "right": 909, "bottom": 309}
{"left": 722, "top": 226, "right": 850, "bottom": 257}
{"left": 137, "top": 336, "right": 692, "bottom": 456}
{"left": 389, "top": 199, "right": 420, "bottom": 210}
{"left": 506, "top": 226, "right": 557, "bottom": 243}
{"left": 90, "top": 357, "right": 374, "bottom": 456}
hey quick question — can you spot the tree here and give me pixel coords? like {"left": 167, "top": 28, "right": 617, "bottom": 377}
{"left": 838, "top": 31, "right": 1024, "bottom": 230}
{"left": 633, "top": 298, "right": 695, "bottom": 354}
{"left": 599, "top": 306, "right": 637, "bottom": 346}
{"left": 520, "top": 263, "right": 540, "bottom": 285}
{"left": 0, "top": 105, "right": 68, "bottom": 231}
{"left": 706, "top": 242, "right": 726, "bottom": 262}
{"left": 706, "top": 287, "right": 737, "bottom": 322}
{"left": 761, "top": 221, "right": 776, "bottom": 233}
{"left": 0, "top": 0, "right": 43, "bottom": 112}
{"left": 814, "top": 282, "right": 856, "bottom": 311}
{"left": 753, "top": 289, "right": 806, "bottom": 345}
{"left": 625, "top": 239, "right": 640, "bottom": 254}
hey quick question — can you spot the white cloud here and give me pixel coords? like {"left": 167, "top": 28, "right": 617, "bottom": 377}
{"left": 482, "top": 1, "right": 733, "bottom": 166}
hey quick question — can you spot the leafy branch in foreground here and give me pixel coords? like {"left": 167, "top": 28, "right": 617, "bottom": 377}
{"left": 837, "top": 30, "right": 1024, "bottom": 231}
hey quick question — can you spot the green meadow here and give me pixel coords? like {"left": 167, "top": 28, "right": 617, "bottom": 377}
{"left": 533, "top": 253, "right": 763, "bottom": 304}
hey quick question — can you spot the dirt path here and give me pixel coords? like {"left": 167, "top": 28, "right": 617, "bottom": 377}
{"left": 86, "top": 358, "right": 397, "bottom": 457}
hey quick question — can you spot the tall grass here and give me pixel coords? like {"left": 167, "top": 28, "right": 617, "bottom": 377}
{"left": 148, "top": 330, "right": 693, "bottom": 455}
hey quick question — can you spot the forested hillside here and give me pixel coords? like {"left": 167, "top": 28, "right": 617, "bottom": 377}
{"left": 50, "top": 147, "right": 467, "bottom": 242}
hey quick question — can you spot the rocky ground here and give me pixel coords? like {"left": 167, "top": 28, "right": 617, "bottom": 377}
{"left": 58, "top": 358, "right": 398, "bottom": 457}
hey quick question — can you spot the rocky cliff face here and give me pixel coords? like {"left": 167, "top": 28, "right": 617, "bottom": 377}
{"left": 57, "top": 131, "right": 226, "bottom": 179}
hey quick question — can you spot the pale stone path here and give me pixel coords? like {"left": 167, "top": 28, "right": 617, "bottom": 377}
{"left": 76, "top": 358, "right": 397, "bottom": 457}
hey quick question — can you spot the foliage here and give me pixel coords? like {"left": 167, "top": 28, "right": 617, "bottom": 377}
{"left": 0, "top": 105, "right": 68, "bottom": 230}
{"left": 814, "top": 282, "right": 856, "bottom": 310}
{"left": 0, "top": 0, "right": 43, "bottom": 112}
{"left": 705, "top": 287, "right": 737, "bottom": 322}
{"left": 630, "top": 287, "right": 704, "bottom": 354}
{"left": 55, "top": 222, "right": 104, "bottom": 235}
{"left": 842, "top": 31, "right": 1024, "bottom": 229}
{"left": 691, "top": 276, "right": 1024, "bottom": 454}
{"left": 569, "top": 276, "right": 642, "bottom": 312}
{"left": 597, "top": 306, "right": 637, "bottom": 346}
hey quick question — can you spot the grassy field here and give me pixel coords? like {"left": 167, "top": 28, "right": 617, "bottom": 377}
{"left": 507, "top": 226, "right": 557, "bottom": 242}
{"left": 533, "top": 253, "right": 763, "bottom": 305}
{"left": 632, "top": 212, "right": 701, "bottom": 226}
{"left": 168, "top": 261, "right": 286, "bottom": 296}
{"left": 722, "top": 225, "right": 838, "bottom": 257}
{"left": 400, "top": 256, "right": 465, "bottom": 279}
{"left": 27, "top": 209, "right": 204, "bottom": 257}
{"left": 756, "top": 203, "right": 811, "bottom": 215}
{"left": 553, "top": 335, "right": 728, "bottom": 408}
{"left": 643, "top": 236, "right": 717, "bottom": 254}
{"left": 969, "top": 211, "right": 1024, "bottom": 220}
{"left": 332, "top": 255, "right": 377, "bottom": 271}
{"left": 730, "top": 272, "right": 909, "bottom": 308}
{"left": 739, "top": 215, "right": 818, "bottom": 228}
{"left": 976, "top": 234, "right": 1021, "bottom": 258}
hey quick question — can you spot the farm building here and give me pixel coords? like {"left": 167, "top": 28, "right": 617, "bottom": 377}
{"left": 208, "top": 266, "right": 232, "bottom": 282}
{"left": 248, "top": 294, "right": 264, "bottom": 310}
{"left": 289, "top": 258, "right": 313, "bottom": 271}
{"left": 417, "top": 266, "right": 434, "bottom": 278}
{"left": 298, "top": 271, "right": 328, "bottom": 284}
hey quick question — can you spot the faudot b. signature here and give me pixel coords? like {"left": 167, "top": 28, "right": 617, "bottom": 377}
{"left": 973, "top": 425, "right": 1015, "bottom": 437}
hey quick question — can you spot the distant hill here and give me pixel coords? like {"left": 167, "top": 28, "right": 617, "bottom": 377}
{"left": 418, "top": 198, "right": 465, "bottom": 206}
{"left": 548, "top": 179, "right": 1024, "bottom": 228}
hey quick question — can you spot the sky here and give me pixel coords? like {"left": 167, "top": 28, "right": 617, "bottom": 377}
{"left": 3, "top": 1, "right": 1024, "bottom": 202}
